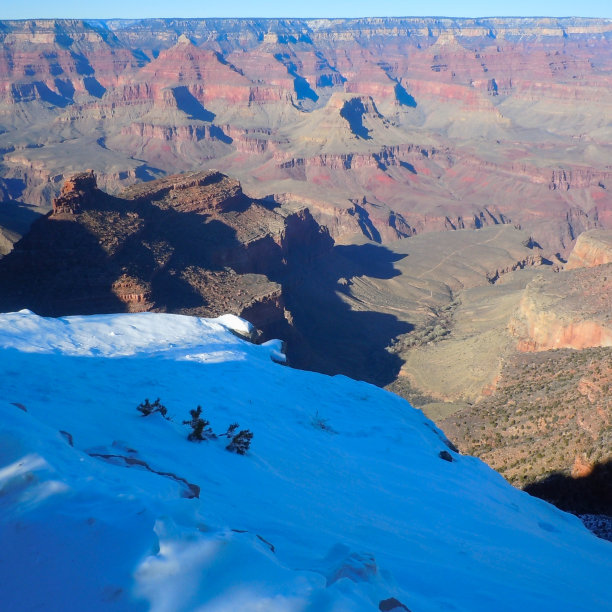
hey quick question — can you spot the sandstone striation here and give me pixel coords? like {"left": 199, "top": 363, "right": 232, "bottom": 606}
{"left": 509, "top": 266, "right": 612, "bottom": 351}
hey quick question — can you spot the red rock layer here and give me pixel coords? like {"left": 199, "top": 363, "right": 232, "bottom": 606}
{"left": 565, "top": 229, "right": 612, "bottom": 269}
{"left": 2, "top": 18, "right": 612, "bottom": 258}
{"left": 510, "top": 266, "right": 612, "bottom": 351}
{"left": 0, "top": 171, "right": 333, "bottom": 336}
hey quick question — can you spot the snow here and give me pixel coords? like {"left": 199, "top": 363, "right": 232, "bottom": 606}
{"left": 0, "top": 310, "right": 610, "bottom": 612}
{"left": 215, "top": 313, "right": 254, "bottom": 336}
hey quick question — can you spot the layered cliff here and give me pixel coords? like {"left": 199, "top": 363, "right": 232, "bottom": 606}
{"left": 508, "top": 229, "right": 612, "bottom": 352}
{"left": 1, "top": 17, "right": 612, "bottom": 258}
{"left": 566, "top": 229, "right": 612, "bottom": 269}
{"left": 509, "top": 266, "right": 612, "bottom": 351}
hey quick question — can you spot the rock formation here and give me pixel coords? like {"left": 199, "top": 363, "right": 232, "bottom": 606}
{"left": 565, "top": 229, "right": 612, "bottom": 269}
{"left": 52, "top": 170, "right": 97, "bottom": 214}
{"left": 1, "top": 17, "right": 612, "bottom": 257}
{"left": 509, "top": 266, "right": 612, "bottom": 351}
{"left": 0, "top": 170, "right": 332, "bottom": 337}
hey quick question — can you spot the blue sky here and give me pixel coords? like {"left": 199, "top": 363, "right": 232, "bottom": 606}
{"left": 3, "top": 0, "right": 611, "bottom": 20}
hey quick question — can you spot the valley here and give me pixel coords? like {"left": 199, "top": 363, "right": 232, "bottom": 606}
{"left": 0, "top": 16, "right": 611, "bottom": 519}
{"left": 1, "top": 17, "right": 612, "bottom": 258}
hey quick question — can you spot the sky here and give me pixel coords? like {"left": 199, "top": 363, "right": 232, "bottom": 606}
{"left": 2, "top": 0, "right": 611, "bottom": 20}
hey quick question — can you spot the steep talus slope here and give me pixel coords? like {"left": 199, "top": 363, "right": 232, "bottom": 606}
{"left": 435, "top": 238, "right": 611, "bottom": 496}
{"left": 1, "top": 17, "right": 612, "bottom": 256}
{"left": 338, "top": 230, "right": 611, "bottom": 498}
{"left": 1, "top": 310, "right": 611, "bottom": 611}
{"left": 441, "top": 346, "right": 611, "bottom": 489}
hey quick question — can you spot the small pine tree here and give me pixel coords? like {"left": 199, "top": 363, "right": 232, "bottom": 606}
{"left": 137, "top": 398, "right": 168, "bottom": 418}
{"left": 223, "top": 423, "right": 240, "bottom": 438}
{"left": 183, "top": 405, "right": 214, "bottom": 442}
{"left": 311, "top": 410, "right": 336, "bottom": 433}
{"left": 226, "top": 429, "right": 253, "bottom": 455}
{"left": 137, "top": 398, "right": 154, "bottom": 416}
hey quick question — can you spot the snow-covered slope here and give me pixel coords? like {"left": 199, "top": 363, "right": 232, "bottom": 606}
{"left": 1, "top": 310, "right": 610, "bottom": 612}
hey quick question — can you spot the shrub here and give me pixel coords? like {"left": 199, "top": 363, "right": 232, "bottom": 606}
{"left": 137, "top": 398, "right": 168, "bottom": 418}
{"left": 142, "top": 402, "right": 256, "bottom": 455}
{"left": 311, "top": 410, "right": 337, "bottom": 433}
{"left": 223, "top": 423, "right": 240, "bottom": 438}
{"left": 226, "top": 429, "right": 253, "bottom": 455}
{"left": 183, "top": 405, "right": 215, "bottom": 442}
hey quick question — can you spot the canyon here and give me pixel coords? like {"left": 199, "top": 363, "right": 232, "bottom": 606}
{"left": 2, "top": 169, "right": 609, "bottom": 503}
{"left": 1, "top": 17, "right": 612, "bottom": 258}
{"left": 0, "top": 17, "right": 611, "bottom": 510}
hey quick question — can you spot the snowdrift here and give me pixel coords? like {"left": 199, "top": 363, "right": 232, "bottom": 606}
{"left": 0, "top": 310, "right": 610, "bottom": 611}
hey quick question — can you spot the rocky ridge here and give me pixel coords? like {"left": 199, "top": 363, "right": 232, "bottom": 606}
{"left": 441, "top": 346, "right": 611, "bottom": 488}
{"left": 0, "top": 170, "right": 332, "bottom": 336}
{"left": 509, "top": 262, "right": 612, "bottom": 352}
{"left": 425, "top": 235, "right": 612, "bottom": 501}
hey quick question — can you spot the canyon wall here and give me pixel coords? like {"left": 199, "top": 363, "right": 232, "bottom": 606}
{"left": 509, "top": 264, "right": 612, "bottom": 351}
{"left": 565, "top": 229, "right": 612, "bottom": 269}
{"left": 1, "top": 17, "right": 612, "bottom": 256}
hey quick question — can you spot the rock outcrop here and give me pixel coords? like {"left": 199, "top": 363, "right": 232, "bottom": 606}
{"left": 565, "top": 229, "right": 612, "bottom": 269}
{"left": 52, "top": 170, "right": 98, "bottom": 214}
{"left": 509, "top": 266, "right": 612, "bottom": 351}
{"left": 0, "top": 171, "right": 333, "bottom": 337}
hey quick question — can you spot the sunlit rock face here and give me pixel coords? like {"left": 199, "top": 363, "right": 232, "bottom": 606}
{"left": 565, "top": 229, "right": 612, "bottom": 269}
{"left": 0, "top": 170, "right": 332, "bottom": 335}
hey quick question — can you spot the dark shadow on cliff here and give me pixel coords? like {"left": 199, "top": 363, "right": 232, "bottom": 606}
{"left": 273, "top": 53, "right": 319, "bottom": 102}
{"left": 353, "top": 204, "right": 382, "bottom": 243}
{"left": 0, "top": 212, "right": 126, "bottom": 316}
{"left": 277, "top": 242, "right": 413, "bottom": 387}
{"left": 524, "top": 460, "right": 612, "bottom": 516}
{"left": 0, "top": 179, "right": 413, "bottom": 388}
{"left": 0, "top": 189, "right": 266, "bottom": 317}
{"left": 83, "top": 76, "right": 106, "bottom": 98}
{"left": 0, "top": 200, "right": 42, "bottom": 236}
{"left": 340, "top": 98, "right": 371, "bottom": 140}
{"left": 126, "top": 196, "right": 280, "bottom": 311}
{"left": 35, "top": 81, "right": 71, "bottom": 107}
{"left": 395, "top": 83, "right": 417, "bottom": 108}
{"left": 172, "top": 86, "right": 215, "bottom": 122}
